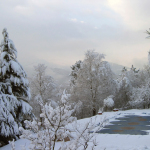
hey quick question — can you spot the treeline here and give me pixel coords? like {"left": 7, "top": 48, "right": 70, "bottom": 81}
{"left": 29, "top": 50, "right": 150, "bottom": 120}
{"left": 68, "top": 50, "right": 150, "bottom": 118}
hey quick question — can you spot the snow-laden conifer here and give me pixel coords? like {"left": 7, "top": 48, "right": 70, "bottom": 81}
{"left": 0, "top": 28, "right": 32, "bottom": 145}
{"left": 70, "top": 60, "right": 82, "bottom": 86}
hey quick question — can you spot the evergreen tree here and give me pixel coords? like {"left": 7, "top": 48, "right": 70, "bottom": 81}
{"left": 0, "top": 28, "right": 32, "bottom": 145}
{"left": 70, "top": 60, "right": 82, "bottom": 86}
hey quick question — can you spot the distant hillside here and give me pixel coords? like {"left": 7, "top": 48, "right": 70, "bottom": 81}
{"left": 48, "top": 67, "right": 70, "bottom": 85}
{"left": 46, "top": 63, "right": 125, "bottom": 84}
{"left": 24, "top": 60, "right": 126, "bottom": 85}
{"left": 109, "top": 62, "right": 125, "bottom": 75}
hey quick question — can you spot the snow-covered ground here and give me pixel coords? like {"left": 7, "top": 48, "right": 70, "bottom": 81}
{"left": 1, "top": 109, "right": 150, "bottom": 150}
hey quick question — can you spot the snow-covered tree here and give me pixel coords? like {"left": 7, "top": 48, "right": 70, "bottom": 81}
{"left": 0, "top": 28, "right": 32, "bottom": 145}
{"left": 130, "top": 81, "right": 150, "bottom": 109}
{"left": 127, "top": 65, "right": 140, "bottom": 87}
{"left": 70, "top": 60, "right": 82, "bottom": 86}
{"left": 114, "top": 67, "right": 132, "bottom": 109}
{"left": 146, "top": 28, "right": 150, "bottom": 39}
{"left": 129, "top": 57, "right": 150, "bottom": 108}
{"left": 30, "top": 64, "right": 58, "bottom": 119}
{"left": 31, "top": 64, "right": 57, "bottom": 104}
{"left": 125, "top": 50, "right": 150, "bottom": 109}
{"left": 130, "top": 29, "right": 150, "bottom": 108}
{"left": 114, "top": 64, "right": 141, "bottom": 109}
{"left": 143, "top": 51, "right": 150, "bottom": 81}
{"left": 70, "top": 50, "right": 116, "bottom": 118}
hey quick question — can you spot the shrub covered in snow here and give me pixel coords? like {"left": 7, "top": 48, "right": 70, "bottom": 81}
{"left": 103, "top": 96, "right": 114, "bottom": 111}
{"left": 20, "top": 91, "right": 76, "bottom": 150}
{"left": 19, "top": 91, "right": 103, "bottom": 150}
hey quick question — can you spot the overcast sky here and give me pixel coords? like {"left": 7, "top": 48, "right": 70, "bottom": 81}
{"left": 1, "top": 0, "right": 150, "bottom": 71}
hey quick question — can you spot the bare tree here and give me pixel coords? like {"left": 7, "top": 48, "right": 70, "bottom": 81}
{"left": 30, "top": 64, "right": 58, "bottom": 119}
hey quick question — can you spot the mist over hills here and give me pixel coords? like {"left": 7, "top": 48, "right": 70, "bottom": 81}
{"left": 23, "top": 59, "right": 125, "bottom": 85}
{"left": 109, "top": 63, "right": 126, "bottom": 75}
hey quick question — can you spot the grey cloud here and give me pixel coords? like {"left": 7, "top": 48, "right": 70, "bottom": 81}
{"left": 0, "top": 0, "right": 150, "bottom": 76}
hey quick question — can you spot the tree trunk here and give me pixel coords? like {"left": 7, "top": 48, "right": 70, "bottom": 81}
{"left": 93, "top": 108, "right": 96, "bottom": 116}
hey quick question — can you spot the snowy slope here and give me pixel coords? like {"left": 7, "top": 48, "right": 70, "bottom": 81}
{"left": 1, "top": 109, "right": 150, "bottom": 150}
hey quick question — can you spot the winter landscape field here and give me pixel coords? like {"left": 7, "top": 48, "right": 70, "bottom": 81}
{"left": 1, "top": 109, "right": 150, "bottom": 150}
{"left": 1, "top": 1, "right": 150, "bottom": 150}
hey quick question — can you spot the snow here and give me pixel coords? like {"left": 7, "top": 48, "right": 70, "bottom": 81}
{"left": 94, "top": 134, "right": 150, "bottom": 150}
{"left": 0, "top": 139, "right": 30, "bottom": 150}
{"left": 1, "top": 109, "right": 150, "bottom": 150}
{"left": 20, "top": 100, "right": 32, "bottom": 114}
{"left": 9, "top": 60, "right": 25, "bottom": 77}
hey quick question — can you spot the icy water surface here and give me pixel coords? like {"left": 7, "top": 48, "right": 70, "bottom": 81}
{"left": 97, "top": 115, "right": 150, "bottom": 135}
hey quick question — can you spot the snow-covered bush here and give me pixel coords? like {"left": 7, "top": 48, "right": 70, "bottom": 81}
{"left": 20, "top": 91, "right": 76, "bottom": 150}
{"left": 20, "top": 90, "right": 104, "bottom": 150}
{"left": 129, "top": 81, "right": 150, "bottom": 108}
{"left": 104, "top": 96, "right": 114, "bottom": 108}
{"left": 0, "top": 28, "right": 32, "bottom": 146}
{"left": 103, "top": 96, "right": 114, "bottom": 111}
{"left": 9, "top": 139, "right": 15, "bottom": 150}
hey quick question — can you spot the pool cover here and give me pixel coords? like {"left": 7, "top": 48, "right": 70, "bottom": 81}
{"left": 97, "top": 115, "right": 150, "bottom": 135}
